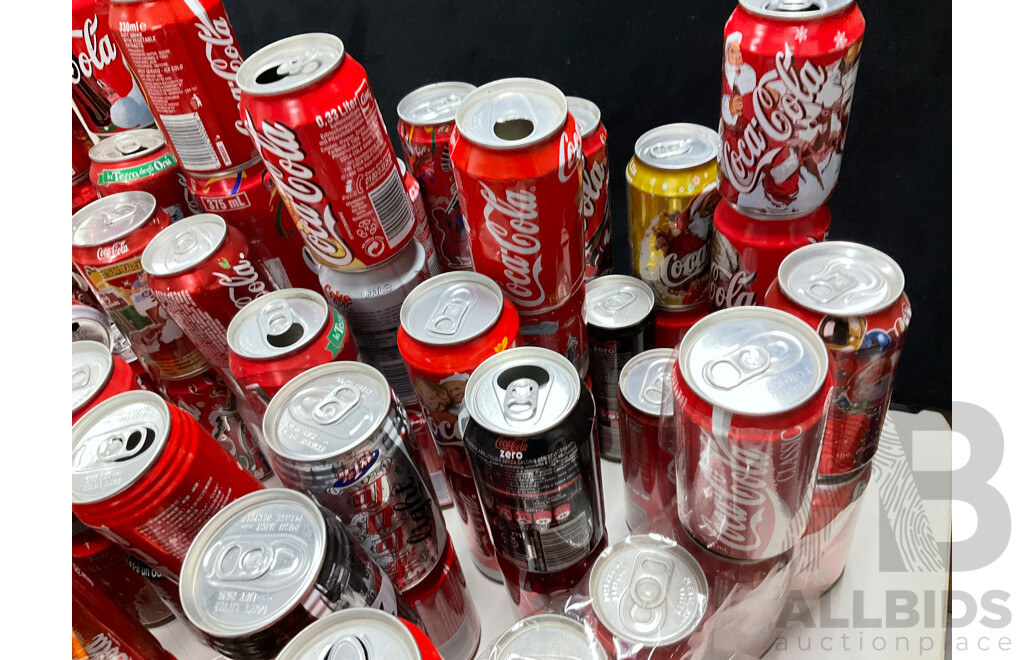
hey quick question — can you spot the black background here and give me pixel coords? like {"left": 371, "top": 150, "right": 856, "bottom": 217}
{"left": 224, "top": 0, "right": 951, "bottom": 412}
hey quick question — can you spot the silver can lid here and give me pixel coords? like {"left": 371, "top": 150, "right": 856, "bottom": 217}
{"left": 400, "top": 271, "right": 504, "bottom": 346}
{"left": 397, "top": 82, "right": 476, "bottom": 126}
{"left": 227, "top": 288, "right": 331, "bottom": 360}
{"left": 585, "top": 275, "right": 655, "bottom": 331}
{"left": 491, "top": 614, "right": 607, "bottom": 660}
{"left": 71, "top": 391, "right": 170, "bottom": 504}
{"left": 634, "top": 124, "right": 719, "bottom": 171}
{"left": 588, "top": 534, "right": 709, "bottom": 647}
{"left": 276, "top": 608, "right": 421, "bottom": 660}
{"left": 739, "top": 0, "right": 856, "bottom": 20}
{"left": 72, "top": 341, "right": 115, "bottom": 414}
{"left": 678, "top": 307, "right": 829, "bottom": 415}
{"left": 72, "top": 303, "right": 113, "bottom": 347}
{"left": 89, "top": 128, "right": 166, "bottom": 164}
{"left": 141, "top": 214, "right": 228, "bottom": 277}
{"left": 464, "top": 347, "right": 580, "bottom": 436}
{"left": 71, "top": 191, "right": 157, "bottom": 248}
{"left": 237, "top": 33, "right": 345, "bottom": 97}
{"left": 777, "top": 241, "right": 905, "bottom": 317}
{"left": 455, "top": 78, "right": 567, "bottom": 150}
{"left": 263, "top": 362, "right": 391, "bottom": 462}
{"left": 179, "top": 489, "right": 326, "bottom": 638}
{"left": 619, "top": 348, "right": 674, "bottom": 416}
{"left": 566, "top": 96, "right": 601, "bottom": 138}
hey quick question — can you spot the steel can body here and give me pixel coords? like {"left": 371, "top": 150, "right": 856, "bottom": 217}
{"left": 519, "top": 279, "right": 588, "bottom": 376}
{"left": 89, "top": 129, "right": 189, "bottom": 222}
{"left": 653, "top": 303, "right": 708, "bottom": 350}
{"left": 719, "top": 1, "right": 865, "bottom": 217}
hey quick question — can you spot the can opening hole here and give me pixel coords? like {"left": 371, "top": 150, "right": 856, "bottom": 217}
{"left": 124, "top": 430, "right": 143, "bottom": 452}
{"left": 497, "top": 365, "right": 549, "bottom": 390}
{"left": 72, "top": 322, "right": 80, "bottom": 333}
{"left": 764, "top": 0, "right": 823, "bottom": 12}
{"left": 255, "top": 65, "right": 289, "bottom": 86}
{"left": 266, "top": 323, "right": 304, "bottom": 348}
{"left": 493, "top": 118, "right": 535, "bottom": 142}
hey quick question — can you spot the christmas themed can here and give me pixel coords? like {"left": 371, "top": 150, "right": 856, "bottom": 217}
{"left": 567, "top": 96, "right": 612, "bottom": 281}
{"left": 397, "top": 158, "right": 441, "bottom": 276}
{"left": 89, "top": 129, "right": 189, "bottom": 222}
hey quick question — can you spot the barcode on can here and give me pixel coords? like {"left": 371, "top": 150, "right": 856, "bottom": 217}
{"left": 377, "top": 358, "right": 417, "bottom": 407}
{"left": 368, "top": 168, "right": 414, "bottom": 248}
{"left": 538, "top": 514, "right": 593, "bottom": 569}
{"left": 160, "top": 113, "right": 220, "bottom": 172}
{"left": 430, "top": 470, "right": 452, "bottom": 506}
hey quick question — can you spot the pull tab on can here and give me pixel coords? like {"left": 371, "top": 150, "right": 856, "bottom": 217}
{"left": 806, "top": 261, "right": 860, "bottom": 304}
{"left": 312, "top": 385, "right": 361, "bottom": 425}
{"left": 425, "top": 285, "right": 476, "bottom": 337}
{"left": 326, "top": 635, "right": 369, "bottom": 660}
{"left": 650, "top": 138, "right": 694, "bottom": 160}
{"left": 213, "top": 541, "right": 275, "bottom": 582}
{"left": 619, "top": 551, "right": 673, "bottom": 635}
{"left": 503, "top": 378, "right": 540, "bottom": 422}
{"left": 259, "top": 298, "right": 296, "bottom": 338}
{"left": 703, "top": 344, "right": 772, "bottom": 390}
{"left": 639, "top": 366, "right": 666, "bottom": 409}
{"left": 598, "top": 287, "right": 637, "bottom": 314}
{"left": 71, "top": 365, "right": 93, "bottom": 391}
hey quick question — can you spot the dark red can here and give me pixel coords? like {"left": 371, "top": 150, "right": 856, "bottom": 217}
{"left": 568, "top": 96, "right": 612, "bottom": 281}
{"left": 89, "top": 129, "right": 190, "bottom": 222}
{"left": 237, "top": 34, "right": 415, "bottom": 270}
{"left": 73, "top": 111, "right": 94, "bottom": 178}
{"left": 73, "top": 172, "right": 102, "bottom": 214}
{"left": 72, "top": 340, "right": 140, "bottom": 424}
{"left": 519, "top": 279, "right": 588, "bottom": 377}
{"left": 654, "top": 303, "right": 709, "bottom": 350}
{"left": 71, "top": 390, "right": 263, "bottom": 580}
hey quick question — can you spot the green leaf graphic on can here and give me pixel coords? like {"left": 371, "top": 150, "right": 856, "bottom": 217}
{"left": 325, "top": 311, "right": 347, "bottom": 358}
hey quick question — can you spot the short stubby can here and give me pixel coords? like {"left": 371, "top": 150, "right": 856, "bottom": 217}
{"left": 618, "top": 349, "right": 675, "bottom": 533}
{"left": 186, "top": 157, "right": 322, "bottom": 291}
{"left": 627, "top": 124, "right": 721, "bottom": 310}
{"left": 108, "top": 0, "right": 254, "bottom": 173}
{"left": 397, "top": 158, "right": 441, "bottom": 276}
{"left": 484, "top": 614, "right": 608, "bottom": 660}
{"left": 397, "top": 271, "right": 520, "bottom": 580}
{"left": 72, "top": 0, "right": 154, "bottom": 134}
{"left": 654, "top": 303, "right": 709, "bottom": 350}
{"left": 710, "top": 201, "right": 831, "bottom": 310}
{"left": 397, "top": 81, "right": 477, "bottom": 272}
{"left": 719, "top": 0, "right": 866, "bottom": 217}
{"left": 567, "top": 96, "right": 612, "bottom": 281}
{"left": 276, "top": 608, "right": 442, "bottom": 660}
{"left": 71, "top": 390, "right": 262, "bottom": 580}
{"left": 450, "top": 78, "right": 585, "bottom": 313}
{"left": 766, "top": 241, "right": 910, "bottom": 474}
{"left": 519, "top": 279, "right": 588, "bottom": 377}
{"left": 237, "top": 34, "right": 415, "bottom": 270}
{"left": 179, "top": 489, "right": 404, "bottom": 659}
{"left": 89, "top": 129, "right": 189, "bottom": 222}
{"left": 673, "top": 307, "right": 831, "bottom": 560}
{"left": 585, "top": 275, "right": 655, "bottom": 461}
{"left": 586, "top": 534, "right": 710, "bottom": 658}
{"left": 227, "top": 288, "right": 358, "bottom": 416}
{"left": 320, "top": 239, "right": 431, "bottom": 409}
{"left": 72, "top": 340, "right": 139, "bottom": 424}
{"left": 71, "top": 192, "right": 208, "bottom": 380}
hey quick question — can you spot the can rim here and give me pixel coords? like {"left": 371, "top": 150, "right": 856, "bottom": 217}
{"left": 491, "top": 613, "right": 608, "bottom": 660}
{"left": 88, "top": 128, "right": 167, "bottom": 164}
{"left": 275, "top": 608, "right": 422, "bottom": 660}
{"left": 454, "top": 77, "right": 568, "bottom": 151}
{"left": 618, "top": 348, "right": 675, "bottom": 415}
{"left": 71, "top": 191, "right": 158, "bottom": 248}
{"left": 399, "top": 271, "right": 505, "bottom": 346}
{"left": 141, "top": 213, "right": 228, "bottom": 277}
{"left": 71, "top": 303, "right": 114, "bottom": 347}
{"left": 738, "top": 0, "right": 856, "bottom": 20}
{"left": 565, "top": 96, "right": 602, "bottom": 138}
{"left": 397, "top": 81, "right": 477, "bottom": 126}
{"left": 72, "top": 341, "right": 115, "bottom": 414}
{"left": 584, "top": 275, "right": 656, "bottom": 331}
{"left": 227, "top": 288, "right": 332, "bottom": 360}
{"left": 633, "top": 123, "right": 718, "bottom": 171}
{"left": 237, "top": 33, "right": 345, "bottom": 97}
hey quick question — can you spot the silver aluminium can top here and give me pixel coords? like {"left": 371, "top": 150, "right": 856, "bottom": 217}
{"left": 179, "top": 489, "right": 326, "bottom": 638}
{"left": 739, "top": 0, "right": 856, "bottom": 20}
{"left": 588, "top": 534, "right": 709, "bottom": 647}
{"left": 585, "top": 275, "right": 655, "bottom": 331}
{"left": 455, "top": 78, "right": 568, "bottom": 150}
{"left": 464, "top": 347, "right": 580, "bottom": 436}
{"left": 72, "top": 302, "right": 113, "bottom": 347}
{"left": 237, "top": 33, "right": 345, "bottom": 97}
{"left": 619, "top": 348, "right": 674, "bottom": 416}
{"left": 400, "top": 271, "right": 504, "bottom": 346}
{"left": 71, "top": 391, "right": 171, "bottom": 504}
{"left": 141, "top": 214, "right": 228, "bottom": 277}
{"left": 71, "top": 191, "right": 157, "bottom": 248}
{"left": 397, "top": 81, "right": 477, "bottom": 126}
{"left": 263, "top": 362, "right": 392, "bottom": 462}
{"left": 490, "top": 614, "right": 608, "bottom": 660}
{"left": 72, "top": 341, "right": 115, "bottom": 414}
{"left": 678, "top": 307, "right": 829, "bottom": 415}
{"left": 777, "top": 241, "right": 905, "bottom": 317}
{"left": 89, "top": 128, "right": 167, "bottom": 164}
{"left": 634, "top": 124, "right": 719, "bottom": 171}
{"left": 275, "top": 608, "right": 421, "bottom": 660}
{"left": 566, "top": 96, "right": 602, "bottom": 138}
{"left": 227, "top": 288, "right": 331, "bottom": 360}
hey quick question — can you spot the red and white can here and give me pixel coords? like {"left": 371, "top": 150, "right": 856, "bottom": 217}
{"left": 672, "top": 307, "right": 831, "bottom": 560}
{"left": 397, "top": 82, "right": 476, "bottom": 272}
{"left": 567, "top": 96, "right": 612, "bottom": 281}
{"left": 450, "top": 78, "right": 585, "bottom": 313}
{"left": 237, "top": 34, "right": 415, "bottom": 270}
{"left": 89, "top": 129, "right": 190, "bottom": 222}
{"left": 108, "top": 0, "right": 254, "bottom": 173}
{"left": 276, "top": 609, "right": 443, "bottom": 660}
{"left": 72, "top": 340, "right": 140, "bottom": 425}
{"left": 719, "top": 0, "right": 865, "bottom": 217}
{"left": 74, "top": 172, "right": 102, "bottom": 214}
{"left": 71, "top": 390, "right": 263, "bottom": 580}
{"left": 519, "top": 279, "right": 589, "bottom": 377}
{"left": 653, "top": 303, "right": 709, "bottom": 350}
{"left": 765, "top": 241, "right": 911, "bottom": 473}
{"left": 407, "top": 407, "right": 453, "bottom": 507}
{"left": 397, "top": 158, "right": 441, "bottom": 276}
{"left": 709, "top": 201, "right": 831, "bottom": 310}
{"left": 72, "top": 0, "right": 154, "bottom": 134}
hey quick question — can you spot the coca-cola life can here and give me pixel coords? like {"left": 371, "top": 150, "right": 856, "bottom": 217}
{"left": 567, "top": 96, "right": 612, "bottom": 281}
{"left": 90, "top": 129, "right": 190, "bottom": 222}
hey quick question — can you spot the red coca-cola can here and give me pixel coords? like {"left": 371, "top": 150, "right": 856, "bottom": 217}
{"left": 72, "top": 390, "right": 262, "bottom": 580}
{"left": 673, "top": 307, "right": 831, "bottom": 560}
{"left": 397, "top": 158, "right": 441, "bottom": 276}
{"left": 397, "top": 271, "right": 521, "bottom": 580}
{"left": 185, "top": 156, "right": 322, "bottom": 291}
{"left": 709, "top": 201, "right": 831, "bottom": 310}
{"left": 74, "top": 172, "right": 102, "bottom": 214}
{"left": 73, "top": 340, "right": 140, "bottom": 424}
{"left": 719, "top": 0, "right": 865, "bottom": 217}
{"left": 73, "top": 111, "right": 94, "bottom": 178}
{"left": 71, "top": 192, "right": 208, "bottom": 380}
{"left": 451, "top": 78, "right": 585, "bottom": 313}
{"left": 519, "top": 279, "right": 588, "bottom": 377}
{"left": 237, "top": 34, "right": 415, "bottom": 270}
{"left": 766, "top": 241, "right": 911, "bottom": 473}
{"left": 653, "top": 303, "right": 709, "bottom": 350}
{"left": 108, "top": 0, "right": 254, "bottom": 173}
{"left": 72, "top": 0, "right": 154, "bottom": 134}
{"left": 567, "top": 96, "right": 612, "bottom": 281}
{"left": 90, "top": 129, "right": 190, "bottom": 222}
{"left": 397, "top": 82, "right": 477, "bottom": 272}
{"left": 277, "top": 608, "right": 443, "bottom": 660}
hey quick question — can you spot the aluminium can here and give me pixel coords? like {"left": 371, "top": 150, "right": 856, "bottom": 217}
{"left": 89, "top": 129, "right": 189, "bottom": 222}
{"left": 567, "top": 96, "right": 612, "bottom": 281}
{"left": 487, "top": 614, "right": 608, "bottom": 660}
{"left": 72, "top": 340, "right": 139, "bottom": 425}
{"left": 276, "top": 608, "right": 442, "bottom": 660}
